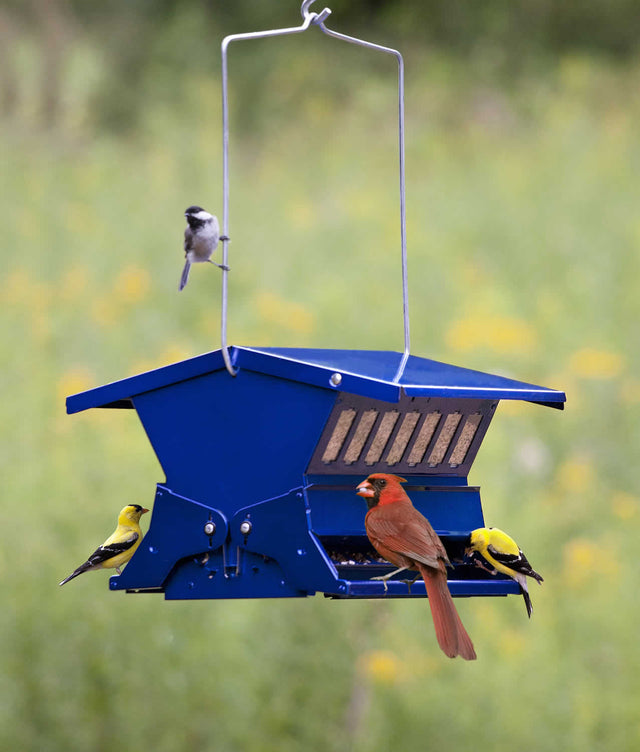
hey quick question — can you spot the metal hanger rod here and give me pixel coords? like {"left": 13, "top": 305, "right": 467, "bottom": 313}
{"left": 220, "top": 6, "right": 410, "bottom": 381}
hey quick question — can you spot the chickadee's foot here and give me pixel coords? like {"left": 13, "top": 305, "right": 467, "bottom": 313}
{"left": 208, "top": 261, "right": 230, "bottom": 271}
{"left": 220, "top": 235, "right": 230, "bottom": 242}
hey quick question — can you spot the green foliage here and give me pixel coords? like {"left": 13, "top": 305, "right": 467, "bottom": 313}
{"left": 3, "top": 1, "right": 640, "bottom": 134}
{"left": 2, "top": 17, "right": 640, "bottom": 752}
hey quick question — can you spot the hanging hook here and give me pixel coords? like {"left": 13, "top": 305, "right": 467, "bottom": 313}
{"left": 221, "top": 2, "right": 409, "bottom": 381}
{"left": 301, "top": 0, "right": 332, "bottom": 24}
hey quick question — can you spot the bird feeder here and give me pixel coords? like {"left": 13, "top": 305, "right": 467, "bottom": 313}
{"left": 66, "top": 3, "right": 565, "bottom": 601}
{"left": 67, "top": 347, "right": 564, "bottom": 600}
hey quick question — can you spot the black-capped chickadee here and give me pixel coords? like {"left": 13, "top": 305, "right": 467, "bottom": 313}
{"left": 179, "top": 206, "right": 229, "bottom": 291}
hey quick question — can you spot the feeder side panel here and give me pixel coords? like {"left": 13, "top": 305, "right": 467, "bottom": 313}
{"left": 131, "top": 368, "right": 336, "bottom": 517}
{"left": 307, "top": 483, "right": 485, "bottom": 537}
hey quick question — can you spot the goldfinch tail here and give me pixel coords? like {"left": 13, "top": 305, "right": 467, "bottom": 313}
{"left": 521, "top": 585, "right": 533, "bottom": 618}
{"left": 513, "top": 572, "right": 534, "bottom": 617}
{"left": 59, "top": 561, "right": 93, "bottom": 586}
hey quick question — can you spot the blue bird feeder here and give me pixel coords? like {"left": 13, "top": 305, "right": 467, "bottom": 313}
{"left": 66, "top": 4, "right": 565, "bottom": 601}
{"left": 67, "top": 346, "right": 564, "bottom": 600}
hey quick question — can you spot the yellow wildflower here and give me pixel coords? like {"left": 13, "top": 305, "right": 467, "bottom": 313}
{"left": 3, "top": 268, "right": 32, "bottom": 306}
{"left": 360, "top": 650, "right": 401, "bottom": 685}
{"left": 91, "top": 297, "right": 119, "bottom": 328}
{"left": 113, "top": 266, "right": 151, "bottom": 305}
{"left": 556, "top": 456, "right": 595, "bottom": 495}
{"left": 256, "top": 291, "right": 314, "bottom": 335}
{"left": 157, "top": 345, "right": 192, "bottom": 367}
{"left": 563, "top": 538, "right": 619, "bottom": 589}
{"left": 289, "top": 199, "right": 315, "bottom": 230}
{"left": 611, "top": 492, "right": 638, "bottom": 521}
{"left": 620, "top": 378, "right": 640, "bottom": 405}
{"left": 60, "top": 265, "right": 90, "bottom": 302}
{"left": 445, "top": 315, "right": 537, "bottom": 356}
{"left": 501, "top": 628, "right": 526, "bottom": 658}
{"left": 57, "top": 367, "right": 95, "bottom": 405}
{"left": 568, "top": 348, "right": 624, "bottom": 380}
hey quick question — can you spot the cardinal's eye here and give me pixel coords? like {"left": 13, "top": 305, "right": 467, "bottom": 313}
{"left": 378, "top": 479, "right": 386, "bottom": 487}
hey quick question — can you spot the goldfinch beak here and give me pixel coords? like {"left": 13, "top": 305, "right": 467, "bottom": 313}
{"left": 141, "top": 508, "right": 149, "bottom": 514}
{"left": 356, "top": 481, "right": 374, "bottom": 498}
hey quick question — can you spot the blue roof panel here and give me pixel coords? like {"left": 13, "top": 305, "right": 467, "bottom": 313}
{"left": 240, "top": 347, "right": 566, "bottom": 407}
{"left": 66, "top": 345, "right": 565, "bottom": 414}
{"left": 66, "top": 350, "right": 227, "bottom": 414}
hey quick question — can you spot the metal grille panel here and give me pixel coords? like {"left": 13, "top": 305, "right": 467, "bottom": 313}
{"left": 365, "top": 411, "right": 400, "bottom": 465}
{"left": 427, "top": 412, "right": 462, "bottom": 466}
{"left": 407, "top": 411, "right": 441, "bottom": 466}
{"left": 449, "top": 413, "right": 482, "bottom": 467}
{"left": 385, "top": 411, "right": 421, "bottom": 465}
{"left": 321, "top": 408, "right": 356, "bottom": 463}
{"left": 343, "top": 410, "right": 378, "bottom": 464}
{"left": 308, "top": 393, "right": 497, "bottom": 476}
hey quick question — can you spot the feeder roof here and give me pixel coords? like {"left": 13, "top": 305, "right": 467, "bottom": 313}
{"left": 66, "top": 346, "right": 566, "bottom": 415}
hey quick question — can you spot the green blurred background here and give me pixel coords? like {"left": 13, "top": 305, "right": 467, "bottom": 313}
{"left": 2, "top": 1, "right": 639, "bottom": 749}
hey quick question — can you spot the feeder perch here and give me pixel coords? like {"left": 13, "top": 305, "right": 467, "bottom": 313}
{"left": 66, "top": 3, "right": 565, "bottom": 601}
{"left": 66, "top": 346, "right": 564, "bottom": 599}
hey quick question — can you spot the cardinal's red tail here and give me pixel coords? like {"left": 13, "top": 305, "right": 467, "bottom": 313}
{"left": 418, "top": 563, "right": 477, "bottom": 661}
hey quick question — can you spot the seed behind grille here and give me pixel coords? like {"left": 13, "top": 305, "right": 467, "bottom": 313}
{"left": 322, "top": 408, "right": 356, "bottom": 463}
{"left": 449, "top": 413, "right": 482, "bottom": 467}
{"left": 407, "top": 412, "right": 441, "bottom": 466}
{"left": 343, "top": 409, "right": 378, "bottom": 464}
{"left": 365, "top": 411, "right": 400, "bottom": 465}
{"left": 385, "top": 411, "right": 421, "bottom": 465}
{"left": 428, "top": 412, "right": 462, "bottom": 466}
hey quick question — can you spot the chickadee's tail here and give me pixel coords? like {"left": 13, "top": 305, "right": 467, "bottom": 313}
{"left": 179, "top": 260, "right": 191, "bottom": 291}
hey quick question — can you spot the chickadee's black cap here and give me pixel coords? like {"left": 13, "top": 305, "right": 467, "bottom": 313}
{"left": 185, "top": 205, "right": 205, "bottom": 215}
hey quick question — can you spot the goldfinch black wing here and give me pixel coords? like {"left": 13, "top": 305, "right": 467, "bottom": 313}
{"left": 487, "top": 544, "right": 543, "bottom": 583}
{"left": 86, "top": 531, "right": 140, "bottom": 568}
{"left": 59, "top": 531, "right": 139, "bottom": 586}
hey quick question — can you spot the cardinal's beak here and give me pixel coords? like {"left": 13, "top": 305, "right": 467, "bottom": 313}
{"left": 356, "top": 480, "right": 374, "bottom": 498}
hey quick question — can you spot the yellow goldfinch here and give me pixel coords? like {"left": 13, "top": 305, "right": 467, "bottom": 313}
{"left": 466, "top": 527, "right": 543, "bottom": 617}
{"left": 59, "top": 504, "right": 149, "bottom": 586}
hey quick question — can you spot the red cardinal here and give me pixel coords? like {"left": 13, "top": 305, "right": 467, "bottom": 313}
{"left": 356, "top": 473, "right": 476, "bottom": 661}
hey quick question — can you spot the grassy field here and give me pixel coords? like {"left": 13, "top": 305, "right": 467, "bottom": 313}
{"left": 2, "top": 38, "right": 640, "bottom": 751}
